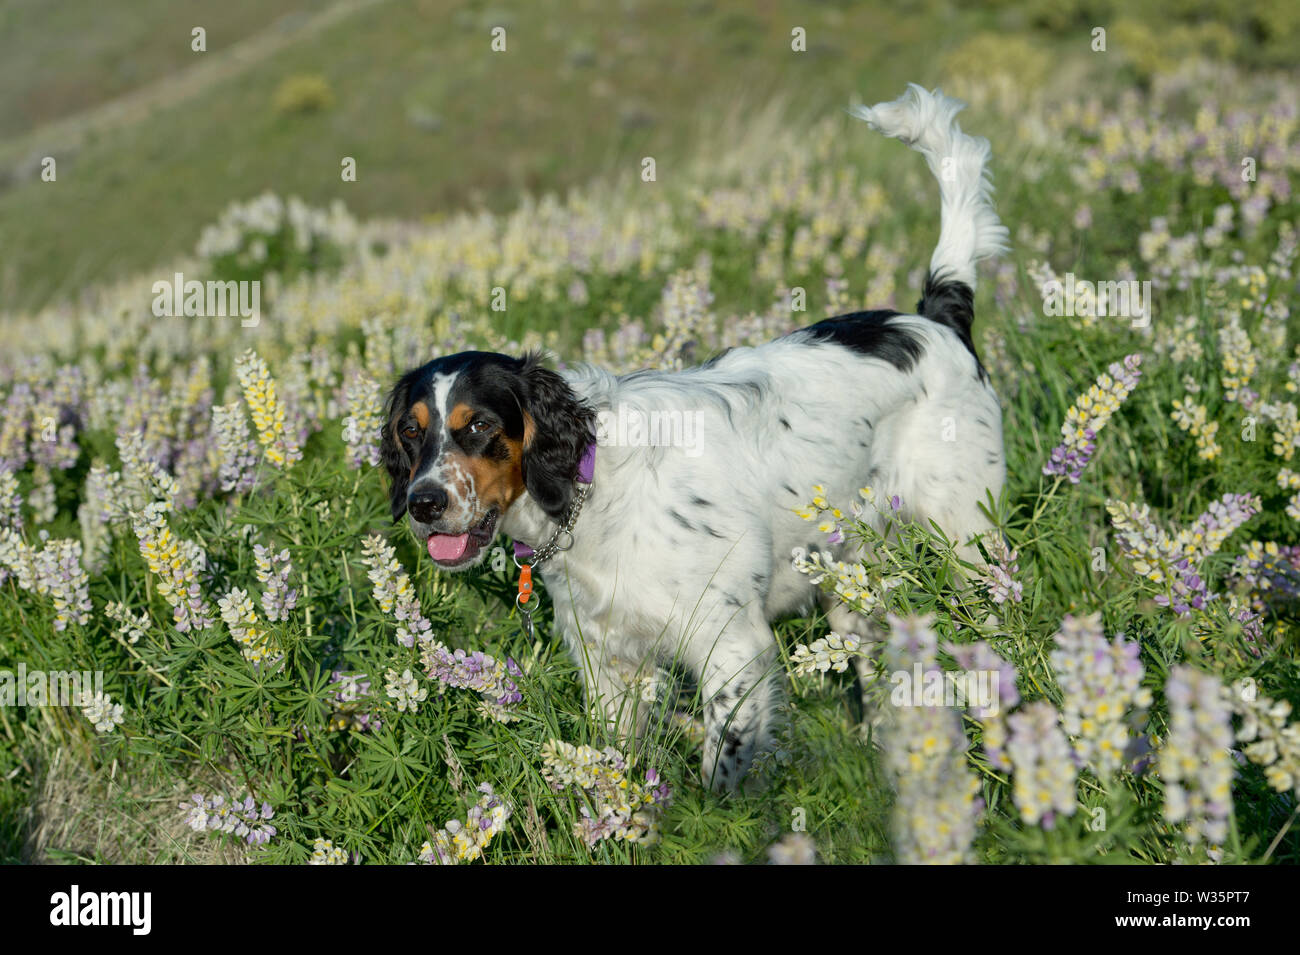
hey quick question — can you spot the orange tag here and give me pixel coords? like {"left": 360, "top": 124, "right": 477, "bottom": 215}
{"left": 517, "top": 564, "right": 534, "bottom": 605}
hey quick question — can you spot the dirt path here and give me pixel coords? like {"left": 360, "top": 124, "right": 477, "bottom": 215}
{"left": 1, "top": 0, "right": 394, "bottom": 173}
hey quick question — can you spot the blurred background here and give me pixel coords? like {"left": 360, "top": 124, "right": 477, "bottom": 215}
{"left": 2, "top": 0, "right": 1296, "bottom": 314}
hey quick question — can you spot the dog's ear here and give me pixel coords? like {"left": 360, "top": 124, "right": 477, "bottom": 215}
{"left": 380, "top": 380, "right": 412, "bottom": 521}
{"left": 517, "top": 353, "right": 595, "bottom": 521}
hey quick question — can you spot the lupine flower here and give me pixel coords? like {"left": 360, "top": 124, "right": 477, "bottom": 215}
{"left": 1170, "top": 397, "right": 1222, "bottom": 461}
{"left": 1217, "top": 318, "right": 1257, "bottom": 403}
{"left": 211, "top": 402, "right": 258, "bottom": 493}
{"left": 384, "top": 667, "right": 428, "bottom": 714}
{"left": 80, "top": 691, "right": 124, "bottom": 734}
{"left": 254, "top": 544, "right": 297, "bottom": 622}
{"left": 417, "top": 782, "right": 511, "bottom": 864}
{"left": 359, "top": 534, "right": 433, "bottom": 647}
{"left": 790, "top": 631, "right": 866, "bottom": 676}
{"left": 235, "top": 350, "right": 302, "bottom": 468}
{"left": 879, "top": 615, "right": 983, "bottom": 863}
{"left": 1160, "top": 667, "right": 1234, "bottom": 851}
{"left": 115, "top": 428, "right": 179, "bottom": 511}
{"left": 181, "top": 793, "right": 277, "bottom": 846}
{"left": 1108, "top": 493, "right": 1260, "bottom": 586}
{"left": 1006, "top": 701, "right": 1078, "bottom": 828}
{"left": 0, "top": 469, "right": 22, "bottom": 532}
{"left": 1231, "top": 540, "right": 1300, "bottom": 612}
{"left": 978, "top": 535, "right": 1023, "bottom": 605}
{"left": 309, "top": 838, "right": 354, "bottom": 865}
{"left": 1049, "top": 614, "right": 1151, "bottom": 776}
{"left": 1278, "top": 468, "right": 1300, "bottom": 521}
{"left": 132, "top": 503, "right": 214, "bottom": 633}
{"left": 104, "top": 601, "right": 150, "bottom": 644}
{"left": 420, "top": 643, "right": 523, "bottom": 723}
{"left": 217, "top": 588, "right": 278, "bottom": 667}
{"left": 1043, "top": 354, "right": 1142, "bottom": 483}
{"left": 1230, "top": 680, "right": 1300, "bottom": 798}
{"left": 541, "top": 740, "right": 671, "bottom": 847}
{"left": 327, "top": 671, "right": 381, "bottom": 733}
{"left": 0, "top": 532, "right": 93, "bottom": 630}
{"left": 341, "top": 372, "right": 383, "bottom": 469}
{"left": 26, "top": 467, "right": 56, "bottom": 524}
{"left": 767, "top": 833, "right": 817, "bottom": 865}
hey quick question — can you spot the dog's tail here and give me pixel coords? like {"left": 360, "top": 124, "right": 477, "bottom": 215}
{"left": 850, "top": 84, "right": 1008, "bottom": 333}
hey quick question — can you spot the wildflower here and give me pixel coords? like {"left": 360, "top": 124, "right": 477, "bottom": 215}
{"left": 978, "top": 534, "right": 1023, "bottom": 605}
{"left": 417, "top": 783, "right": 512, "bottom": 864}
{"left": 768, "top": 833, "right": 817, "bottom": 865}
{"left": 1267, "top": 402, "right": 1300, "bottom": 462}
{"left": 0, "top": 532, "right": 93, "bottom": 630}
{"left": 181, "top": 793, "right": 277, "bottom": 846}
{"left": 1042, "top": 354, "right": 1142, "bottom": 483}
{"left": 420, "top": 642, "right": 523, "bottom": 723}
{"left": 235, "top": 350, "right": 302, "bottom": 468}
{"left": 309, "top": 838, "right": 353, "bottom": 865}
{"left": 359, "top": 534, "right": 433, "bottom": 647}
{"left": 541, "top": 740, "right": 671, "bottom": 847}
{"left": 790, "top": 631, "right": 866, "bottom": 676}
{"left": 217, "top": 588, "right": 279, "bottom": 667}
{"left": 104, "top": 601, "right": 150, "bottom": 644}
{"left": 341, "top": 372, "right": 383, "bottom": 468}
{"left": 327, "top": 671, "right": 382, "bottom": 732}
{"left": 1006, "top": 702, "right": 1077, "bottom": 828}
{"left": 1160, "top": 667, "right": 1234, "bottom": 851}
{"left": 116, "top": 428, "right": 179, "bottom": 511}
{"left": 1170, "top": 397, "right": 1222, "bottom": 462}
{"left": 384, "top": 668, "right": 428, "bottom": 714}
{"left": 80, "top": 691, "right": 124, "bottom": 734}
{"left": 1049, "top": 614, "right": 1151, "bottom": 776}
{"left": 0, "top": 469, "right": 22, "bottom": 533}
{"left": 1217, "top": 318, "right": 1257, "bottom": 403}
{"left": 1230, "top": 680, "right": 1300, "bottom": 798}
{"left": 1278, "top": 469, "right": 1300, "bottom": 521}
{"left": 132, "top": 503, "right": 214, "bottom": 633}
{"left": 211, "top": 402, "right": 258, "bottom": 493}
{"left": 254, "top": 544, "right": 297, "bottom": 622}
{"left": 1231, "top": 540, "right": 1300, "bottom": 612}
{"left": 879, "top": 614, "right": 983, "bottom": 863}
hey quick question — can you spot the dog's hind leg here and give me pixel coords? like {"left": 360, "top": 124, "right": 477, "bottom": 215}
{"left": 688, "top": 608, "right": 782, "bottom": 791}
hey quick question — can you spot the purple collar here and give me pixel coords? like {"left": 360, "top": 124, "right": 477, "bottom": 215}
{"left": 512, "top": 442, "right": 596, "bottom": 560}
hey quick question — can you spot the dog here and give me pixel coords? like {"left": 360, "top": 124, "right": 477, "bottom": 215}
{"left": 380, "top": 85, "right": 1009, "bottom": 789}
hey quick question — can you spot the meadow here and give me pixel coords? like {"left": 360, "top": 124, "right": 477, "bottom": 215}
{"left": 1, "top": 2, "right": 1299, "bottom": 865}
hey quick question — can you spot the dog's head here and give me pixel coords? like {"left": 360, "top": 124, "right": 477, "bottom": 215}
{"left": 381, "top": 351, "right": 595, "bottom": 570}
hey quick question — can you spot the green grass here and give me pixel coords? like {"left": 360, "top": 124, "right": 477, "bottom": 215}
{"left": 1, "top": 1, "right": 1299, "bottom": 866}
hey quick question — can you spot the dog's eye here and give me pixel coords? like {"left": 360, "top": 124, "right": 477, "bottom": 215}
{"left": 469, "top": 420, "right": 492, "bottom": 434}
{"left": 401, "top": 426, "right": 419, "bottom": 440}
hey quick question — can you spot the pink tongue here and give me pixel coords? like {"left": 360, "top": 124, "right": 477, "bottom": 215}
{"left": 427, "top": 533, "right": 470, "bottom": 562}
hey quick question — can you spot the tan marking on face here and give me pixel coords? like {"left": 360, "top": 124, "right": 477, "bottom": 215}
{"left": 522, "top": 411, "right": 536, "bottom": 448}
{"left": 411, "top": 401, "right": 430, "bottom": 430}
{"left": 448, "top": 403, "right": 474, "bottom": 432}
{"left": 447, "top": 436, "right": 527, "bottom": 515}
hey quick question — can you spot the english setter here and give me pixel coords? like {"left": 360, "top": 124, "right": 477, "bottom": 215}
{"left": 381, "top": 85, "right": 1009, "bottom": 789}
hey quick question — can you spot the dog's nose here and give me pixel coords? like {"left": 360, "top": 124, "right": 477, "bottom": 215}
{"left": 408, "top": 487, "right": 449, "bottom": 523}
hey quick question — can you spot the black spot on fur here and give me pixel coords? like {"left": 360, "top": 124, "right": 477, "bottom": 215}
{"left": 917, "top": 270, "right": 986, "bottom": 378}
{"left": 691, "top": 496, "right": 712, "bottom": 508}
{"left": 799, "top": 309, "right": 923, "bottom": 371}
{"left": 779, "top": 416, "right": 792, "bottom": 430}
{"left": 669, "top": 509, "right": 693, "bottom": 531}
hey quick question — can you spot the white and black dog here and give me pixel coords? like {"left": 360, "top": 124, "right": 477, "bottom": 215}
{"left": 381, "top": 85, "right": 1009, "bottom": 789}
